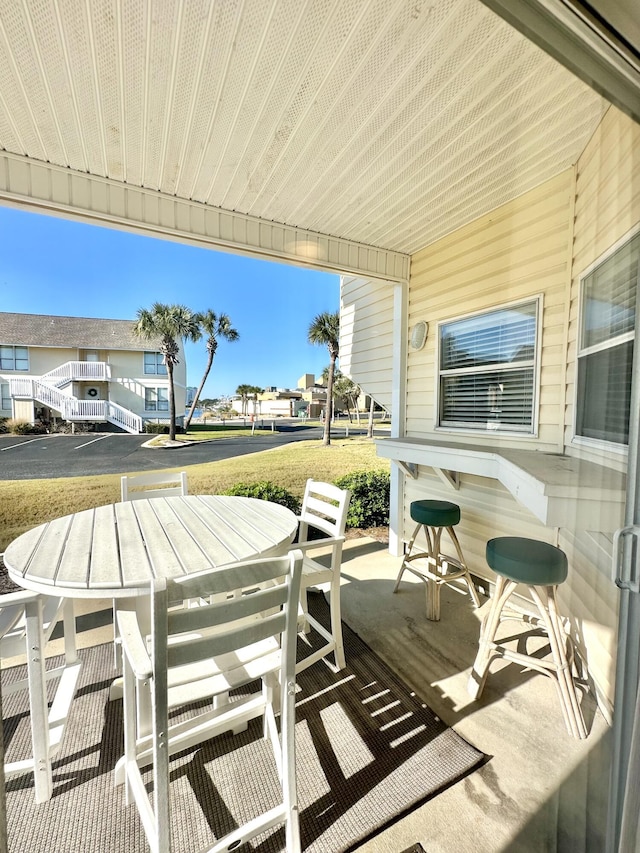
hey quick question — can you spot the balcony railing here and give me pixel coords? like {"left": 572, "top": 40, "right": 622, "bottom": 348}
{"left": 41, "top": 361, "right": 111, "bottom": 387}
{"left": 8, "top": 377, "right": 143, "bottom": 433}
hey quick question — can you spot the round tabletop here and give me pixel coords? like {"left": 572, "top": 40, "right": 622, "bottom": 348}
{"left": 4, "top": 494, "right": 298, "bottom": 598}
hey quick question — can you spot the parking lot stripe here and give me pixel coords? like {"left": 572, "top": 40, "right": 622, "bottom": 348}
{"left": 1, "top": 436, "right": 50, "bottom": 451}
{"left": 74, "top": 435, "right": 111, "bottom": 449}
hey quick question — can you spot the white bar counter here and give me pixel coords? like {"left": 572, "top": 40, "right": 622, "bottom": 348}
{"left": 376, "top": 437, "right": 626, "bottom": 531}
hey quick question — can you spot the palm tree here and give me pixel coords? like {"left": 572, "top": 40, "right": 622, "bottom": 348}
{"left": 133, "top": 303, "right": 201, "bottom": 441}
{"left": 184, "top": 311, "right": 239, "bottom": 429}
{"left": 247, "top": 385, "right": 263, "bottom": 418}
{"left": 331, "top": 371, "right": 361, "bottom": 423}
{"left": 236, "top": 384, "right": 252, "bottom": 416}
{"left": 308, "top": 310, "right": 340, "bottom": 446}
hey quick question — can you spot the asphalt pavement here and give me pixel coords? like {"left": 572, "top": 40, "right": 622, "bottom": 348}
{"left": 0, "top": 423, "right": 381, "bottom": 480}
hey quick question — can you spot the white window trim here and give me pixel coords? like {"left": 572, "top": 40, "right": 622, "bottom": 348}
{"left": 1, "top": 382, "right": 10, "bottom": 410}
{"left": 144, "top": 386, "right": 169, "bottom": 412}
{"left": 572, "top": 222, "right": 640, "bottom": 451}
{"left": 143, "top": 351, "right": 167, "bottom": 376}
{"left": 0, "top": 345, "right": 29, "bottom": 372}
{"left": 434, "top": 294, "right": 543, "bottom": 438}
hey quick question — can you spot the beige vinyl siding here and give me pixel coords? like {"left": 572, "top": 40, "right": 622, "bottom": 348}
{"left": 21, "top": 346, "right": 78, "bottom": 375}
{"left": 399, "top": 164, "right": 624, "bottom": 709}
{"left": 340, "top": 275, "right": 396, "bottom": 410}
{"left": 406, "top": 168, "right": 575, "bottom": 447}
{"left": 566, "top": 106, "right": 640, "bottom": 471}
{"left": 555, "top": 105, "right": 640, "bottom": 713}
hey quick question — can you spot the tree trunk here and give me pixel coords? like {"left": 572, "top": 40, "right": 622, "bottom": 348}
{"left": 367, "top": 396, "right": 375, "bottom": 438}
{"left": 323, "top": 354, "right": 336, "bottom": 446}
{"left": 167, "top": 362, "right": 177, "bottom": 441}
{"left": 184, "top": 351, "right": 215, "bottom": 430}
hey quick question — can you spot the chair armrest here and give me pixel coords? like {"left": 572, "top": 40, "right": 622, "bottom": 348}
{"left": 116, "top": 610, "right": 152, "bottom": 679}
{"left": 294, "top": 535, "right": 345, "bottom": 552}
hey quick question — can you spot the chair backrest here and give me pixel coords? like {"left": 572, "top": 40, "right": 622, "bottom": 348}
{"left": 298, "top": 478, "right": 351, "bottom": 540}
{"left": 121, "top": 471, "right": 188, "bottom": 502}
{"left": 153, "top": 550, "right": 303, "bottom": 685}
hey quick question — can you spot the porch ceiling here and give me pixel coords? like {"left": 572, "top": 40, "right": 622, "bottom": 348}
{"left": 0, "top": 0, "right": 608, "bottom": 256}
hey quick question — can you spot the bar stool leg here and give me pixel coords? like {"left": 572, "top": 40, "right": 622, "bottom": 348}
{"left": 530, "top": 585, "right": 587, "bottom": 739}
{"left": 467, "top": 576, "right": 515, "bottom": 700}
{"left": 393, "top": 522, "right": 430, "bottom": 592}
{"left": 446, "top": 526, "right": 482, "bottom": 609}
{"left": 425, "top": 526, "right": 443, "bottom": 621}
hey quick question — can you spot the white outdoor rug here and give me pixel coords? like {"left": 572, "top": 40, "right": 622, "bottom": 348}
{"left": 2, "top": 593, "right": 486, "bottom": 852}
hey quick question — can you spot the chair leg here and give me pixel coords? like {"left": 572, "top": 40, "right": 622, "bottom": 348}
{"left": 62, "top": 599, "right": 78, "bottom": 664}
{"left": 24, "top": 597, "right": 52, "bottom": 804}
{"left": 467, "top": 576, "right": 515, "bottom": 700}
{"left": 299, "top": 586, "right": 310, "bottom": 634}
{"left": 281, "top": 673, "right": 301, "bottom": 853}
{"left": 329, "top": 572, "right": 346, "bottom": 670}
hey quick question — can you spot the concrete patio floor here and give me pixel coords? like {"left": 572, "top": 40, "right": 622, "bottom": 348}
{"left": 23, "top": 536, "right": 612, "bottom": 853}
{"left": 339, "top": 538, "right": 611, "bottom": 853}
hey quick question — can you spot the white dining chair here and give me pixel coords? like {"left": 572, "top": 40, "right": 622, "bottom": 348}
{"left": 0, "top": 582, "right": 80, "bottom": 803}
{"left": 294, "top": 479, "right": 352, "bottom": 674}
{"left": 115, "top": 549, "right": 303, "bottom": 853}
{"left": 120, "top": 470, "right": 188, "bottom": 501}
{"left": 111, "top": 471, "right": 190, "bottom": 678}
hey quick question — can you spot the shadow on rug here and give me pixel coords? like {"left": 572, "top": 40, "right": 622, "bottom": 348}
{"left": 2, "top": 592, "right": 487, "bottom": 852}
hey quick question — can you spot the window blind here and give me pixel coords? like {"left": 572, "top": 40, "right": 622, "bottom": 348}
{"left": 438, "top": 299, "right": 538, "bottom": 433}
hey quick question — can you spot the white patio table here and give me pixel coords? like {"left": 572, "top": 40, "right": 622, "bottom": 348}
{"left": 1, "top": 494, "right": 299, "bottom": 802}
{"left": 4, "top": 494, "right": 298, "bottom": 598}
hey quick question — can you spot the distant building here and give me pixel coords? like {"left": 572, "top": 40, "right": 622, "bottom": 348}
{"left": 0, "top": 311, "right": 187, "bottom": 433}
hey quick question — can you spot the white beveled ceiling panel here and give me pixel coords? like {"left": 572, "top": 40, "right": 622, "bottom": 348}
{"left": 0, "top": 0, "right": 608, "bottom": 256}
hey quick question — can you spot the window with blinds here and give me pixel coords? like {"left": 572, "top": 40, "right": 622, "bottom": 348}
{"left": 576, "top": 230, "right": 639, "bottom": 446}
{"left": 438, "top": 299, "right": 539, "bottom": 433}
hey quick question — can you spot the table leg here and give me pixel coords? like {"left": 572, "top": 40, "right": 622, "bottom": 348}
{"left": 0, "top": 660, "right": 7, "bottom": 853}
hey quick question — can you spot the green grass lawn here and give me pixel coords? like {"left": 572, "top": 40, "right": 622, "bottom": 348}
{"left": 0, "top": 437, "right": 389, "bottom": 551}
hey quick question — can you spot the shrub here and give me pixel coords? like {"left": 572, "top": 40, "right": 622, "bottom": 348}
{"left": 334, "top": 470, "right": 390, "bottom": 529}
{"left": 144, "top": 422, "right": 185, "bottom": 434}
{"left": 6, "top": 418, "right": 47, "bottom": 435}
{"left": 222, "top": 481, "right": 301, "bottom": 514}
{"left": 0, "top": 418, "right": 8, "bottom": 434}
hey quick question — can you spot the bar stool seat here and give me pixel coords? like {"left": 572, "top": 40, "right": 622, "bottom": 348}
{"left": 468, "top": 536, "right": 586, "bottom": 739}
{"left": 393, "top": 499, "right": 480, "bottom": 621}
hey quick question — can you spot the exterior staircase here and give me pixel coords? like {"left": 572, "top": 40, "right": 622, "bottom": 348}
{"left": 9, "top": 361, "right": 143, "bottom": 434}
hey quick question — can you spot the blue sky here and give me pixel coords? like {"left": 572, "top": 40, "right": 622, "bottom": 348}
{"left": 0, "top": 205, "right": 339, "bottom": 398}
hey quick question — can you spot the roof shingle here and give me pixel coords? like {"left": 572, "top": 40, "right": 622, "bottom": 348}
{"left": 0, "top": 312, "right": 161, "bottom": 350}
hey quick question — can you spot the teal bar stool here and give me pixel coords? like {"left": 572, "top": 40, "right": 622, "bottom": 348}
{"left": 393, "top": 499, "right": 480, "bottom": 621}
{"left": 468, "top": 537, "right": 586, "bottom": 739}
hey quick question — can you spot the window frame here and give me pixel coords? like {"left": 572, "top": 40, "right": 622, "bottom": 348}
{"left": 143, "top": 351, "right": 167, "bottom": 376}
{"left": 0, "top": 345, "right": 29, "bottom": 371}
{"left": 1, "top": 382, "right": 10, "bottom": 411}
{"left": 435, "top": 295, "right": 543, "bottom": 437}
{"left": 144, "top": 386, "right": 169, "bottom": 412}
{"left": 573, "top": 224, "right": 640, "bottom": 454}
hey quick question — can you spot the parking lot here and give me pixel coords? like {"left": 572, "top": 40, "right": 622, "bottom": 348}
{"left": 0, "top": 428, "right": 326, "bottom": 480}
